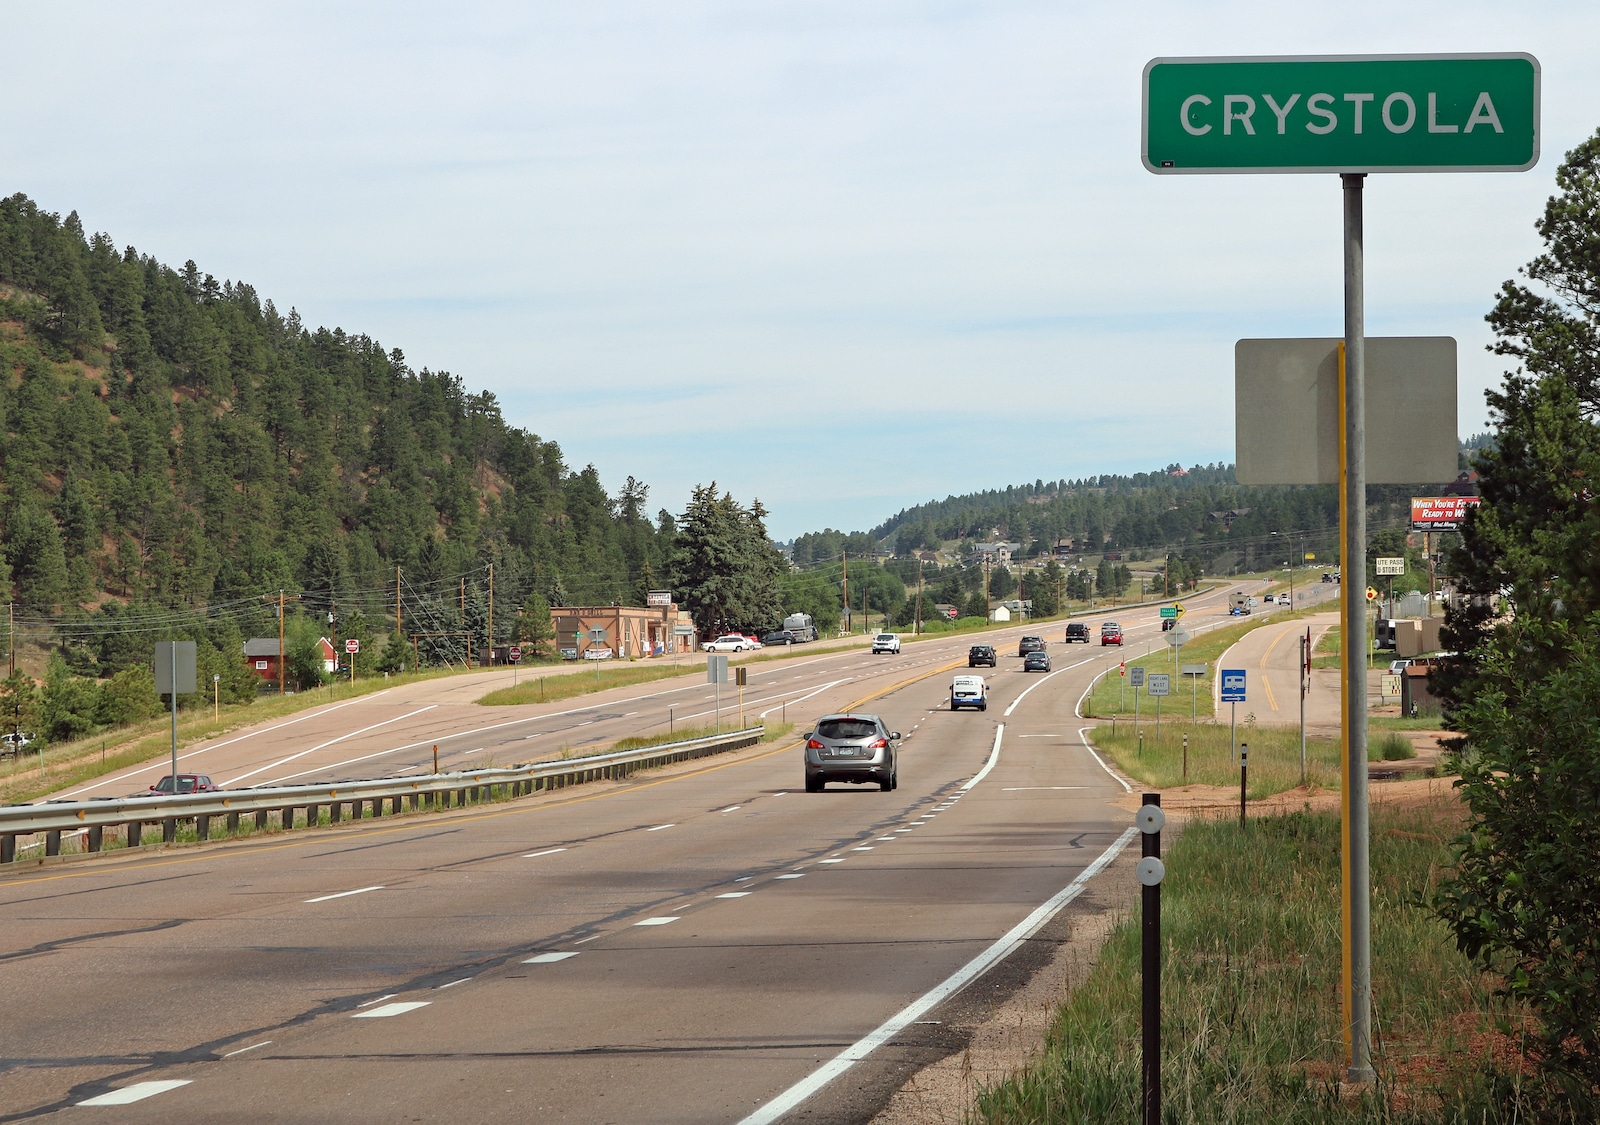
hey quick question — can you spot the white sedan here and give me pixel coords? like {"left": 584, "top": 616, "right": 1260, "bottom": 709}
{"left": 702, "top": 634, "right": 753, "bottom": 652}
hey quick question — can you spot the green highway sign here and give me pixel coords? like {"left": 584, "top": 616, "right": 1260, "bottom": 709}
{"left": 1143, "top": 54, "right": 1539, "bottom": 173}
{"left": 1159, "top": 606, "right": 1177, "bottom": 619}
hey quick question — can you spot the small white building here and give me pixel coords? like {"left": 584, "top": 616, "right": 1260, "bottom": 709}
{"left": 989, "top": 605, "right": 1012, "bottom": 623}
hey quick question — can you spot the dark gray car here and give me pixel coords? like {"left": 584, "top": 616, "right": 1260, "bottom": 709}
{"left": 804, "top": 713, "right": 900, "bottom": 792}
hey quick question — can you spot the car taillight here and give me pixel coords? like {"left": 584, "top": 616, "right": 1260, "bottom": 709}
{"left": 870, "top": 738, "right": 887, "bottom": 749}
{"left": 807, "top": 738, "right": 824, "bottom": 749}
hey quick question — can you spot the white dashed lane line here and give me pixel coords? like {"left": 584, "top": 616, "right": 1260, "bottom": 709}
{"left": 78, "top": 1081, "right": 193, "bottom": 1106}
{"left": 304, "top": 885, "right": 384, "bottom": 904}
{"left": 525, "top": 952, "right": 580, "bottom": 964}
{"left": 352, "top": 1002, "right": 430, "bottom": 1019}
{"left": 523, "top": 848, "right": 567, "bottom": 858}
{"left": 717, "top": 891, "right": 752, "bottom": 898}
{"left": 647, "top": 824, "right": 675, "bottom": 831}
{"left": 636, "top": 916, "right": 679, "bottom": 926}
{"left": 220, "top": 1041, "right": 272, "bottom": 1059}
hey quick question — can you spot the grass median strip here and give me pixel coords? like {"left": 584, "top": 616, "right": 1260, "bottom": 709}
{"left": 1089, "top": 721, "right": 1418, "bottom": 796}
{"left": 974, "top": 794, "right": 1524, "bottom": 1124}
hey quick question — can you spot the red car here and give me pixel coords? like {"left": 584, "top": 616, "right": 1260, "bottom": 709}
{"left": 146, "top": 774, "right": 221, "bottom": 796}
{"left": 1100, "top": 622, "right": 1124, "bottom": 646}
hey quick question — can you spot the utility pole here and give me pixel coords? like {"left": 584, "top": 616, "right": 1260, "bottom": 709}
{"left": 264, "top": 591, "right": 302, "bottom": 696}
{"left": 841, "top": 551, "right": 849, "bottom": 635}
{"left": 487, "top": 562, "right": 494, "bottom": 665}
{"left": 395, "top": 565, "right": 403, "bottom": 638}
{"left": 915, "top": 559, "right": 923, "bottom": 636}
{"left": 983, "top": 554, "right": 991, "bottom": 621}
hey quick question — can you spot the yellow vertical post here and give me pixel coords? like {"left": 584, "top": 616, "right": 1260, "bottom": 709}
{"left": 1338, "top": 340, "right": 1353, "bottom": 1053}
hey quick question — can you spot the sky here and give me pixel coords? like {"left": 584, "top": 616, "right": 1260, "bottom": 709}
{"left": 5, "top": 2, "right": 1599, "bottom": 539}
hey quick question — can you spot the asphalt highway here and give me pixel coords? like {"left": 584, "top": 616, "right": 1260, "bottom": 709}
{"left": 1, "top": 585, "right": 1247, "bottom": 1122}
{"left": 53, "top": 587, "right": 1238, "bottom": 802}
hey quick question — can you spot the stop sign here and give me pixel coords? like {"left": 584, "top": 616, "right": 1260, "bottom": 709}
{"left": 508, "top": 645, "right": 522, "bottom": 663}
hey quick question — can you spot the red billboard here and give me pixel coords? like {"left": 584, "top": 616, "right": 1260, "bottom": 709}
{"left": 1410, "top": 496, "right": 1480, "bottom": 531}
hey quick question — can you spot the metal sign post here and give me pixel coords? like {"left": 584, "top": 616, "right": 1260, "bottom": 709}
{"left": 1130, "top": 665, "right": 1146, "bottom": 733}
{"left": 1148, "top": 52, "right": 1540, "bottom": 1084}
{"left": 1147, "top": 673, "right": 1171, "bottom": 739}
{"left": 707, "top": 654, "right": 729, "bottom": 732}
{"left": 1221, "top": 669, "right": 1246, "bottom": 763}
{"left": 154, "top": 642, "right": 197, "bottom": 790}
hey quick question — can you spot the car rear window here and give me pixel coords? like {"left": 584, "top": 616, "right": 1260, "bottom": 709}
{"left": 816, "top": 718, "right": 879, "bottom": 740}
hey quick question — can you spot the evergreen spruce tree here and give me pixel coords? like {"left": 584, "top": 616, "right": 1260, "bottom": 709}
{"left": 1432, "top": 128, "right": 1600, "bottom": 1110}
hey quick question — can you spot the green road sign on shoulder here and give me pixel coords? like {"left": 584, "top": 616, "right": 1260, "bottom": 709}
{"left": 1143, "top": 54, "right": 1539, "bottom": 174}
{"left": 1159, "top": 606, "right": 1177, "bottom": 619}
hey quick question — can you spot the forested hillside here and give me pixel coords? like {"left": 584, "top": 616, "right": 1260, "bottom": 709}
{"left": 792, "top": 454, "right": 1478, "bottom": 571}
{"left": 0, "top": 193, "right": 671, "bottom": 691}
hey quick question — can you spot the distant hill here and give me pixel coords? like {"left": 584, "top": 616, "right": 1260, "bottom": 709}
{"left": 0, "top": 193, "right": 669, "bottom": 675}
{"left": 791, "top": 453, "right": 1477, "bottom": 570}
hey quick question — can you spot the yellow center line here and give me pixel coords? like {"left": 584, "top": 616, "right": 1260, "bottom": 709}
{"left": 1261, "top": 673, "right": 1279, "bottom": 712}
{"left": 0, "top": 654, "right": 971, "bottom": 890}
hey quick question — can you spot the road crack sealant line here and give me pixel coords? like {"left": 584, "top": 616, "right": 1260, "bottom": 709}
{"left": 735, "top": 826, "right": 1140, "bottom": 1125}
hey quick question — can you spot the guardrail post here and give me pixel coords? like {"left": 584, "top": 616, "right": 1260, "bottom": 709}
{"left": 329, "top": 801, "right": 343, "bottom": 824}
{"left": 162, "top": 818, "right": 177, "bottom": 844}
{"left": 226, "top": 812, "right": 239, "bottom": 834}
{"left": 1, "top": 833, "right": 14, "bottom": 862}
{"left": 196, "top": 814, "right": 211, "bottom": 840}
{"left": 126, "top": 821, "right": 141, "bottom": 848}
{"left": 45, "top": 829, "right": 61, "bottom": 857}
{"left": 256, "top": 810, "right": 268, "bottom": 832}
{"left": 87, "top": 825, "right": 103, "bottom": 852}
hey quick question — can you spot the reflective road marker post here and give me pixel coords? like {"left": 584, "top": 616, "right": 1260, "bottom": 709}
{"left": 1137, "top": 796, "right": 1166, "bottom": 1125}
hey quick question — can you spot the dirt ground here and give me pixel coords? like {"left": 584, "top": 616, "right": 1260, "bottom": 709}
{"left": 868, "top": 730, "right": 1461, "bottom": 1125}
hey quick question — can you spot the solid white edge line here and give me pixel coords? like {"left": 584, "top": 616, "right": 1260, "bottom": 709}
{"left": 961, "top": 724, "right": 1004, "bottom": 791}
{"left": 1078, "top": 727, "right": 1132, "bottom": 793}
{"left": 734, "top": 827, "right": 1139, "bottom": 1125}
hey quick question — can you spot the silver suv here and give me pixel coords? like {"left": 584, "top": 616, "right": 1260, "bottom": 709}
{"left": 804, "top": 713, "right": 901, "bottom": 792}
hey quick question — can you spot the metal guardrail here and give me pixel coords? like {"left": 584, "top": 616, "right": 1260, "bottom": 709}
{"left": 0, "top": 727, "right": 766, "bottom": 865}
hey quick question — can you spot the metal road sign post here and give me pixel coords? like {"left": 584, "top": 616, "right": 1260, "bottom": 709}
{"left": 1146, "top": 51, "right": 1540, "bottom": 1084}
{"left": 1221, "top": 668, "right": 1246, "bottom": 764}
{"left": 1181, "top": 663, "right": 1207, "bottom": 720}
{"left": 707, "top": 654, "right": 729, "bottom": 731}
{"left": 1147, "top": 673, "right": 1171, "bottom": 739}
{"left": 154, "top": 641, "right": 197, "bottom": 790}
{"left": 1130, "top": 665, "right": 1146, "bottom": 731}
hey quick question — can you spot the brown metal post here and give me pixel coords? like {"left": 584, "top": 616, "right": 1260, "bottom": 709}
{"left": 1141, "top": 792, "right": 1162, "bottom": 1125}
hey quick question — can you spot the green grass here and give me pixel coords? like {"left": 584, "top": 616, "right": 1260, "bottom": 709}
{"left": 0, "top": 665, "right": 469, "bottom": 805}
{"left": 1083, "top": 610, "right": 1309, "bottom": 722}
{"left": 479, "top": 661, "right": 701, "bottom": 705}
{"left": 1093, "top": 721, "right": 1418, "bottom": 796}
{"left": 609, "top": 721, "right": 793, "bottom": 752}
{"left": 975, "top": 797, "right": 1533, "bottom": 1124}
{"left": 1093, "top": 721, "right": 1342, "bottom": 795}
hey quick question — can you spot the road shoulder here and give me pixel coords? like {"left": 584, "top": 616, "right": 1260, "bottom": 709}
{"left": 866, "top": 842, "right": 1140, "bottom": 1125}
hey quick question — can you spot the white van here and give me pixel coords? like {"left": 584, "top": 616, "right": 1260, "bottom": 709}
{"left": 950, "top": 675, "right": 987, "bottom": 712}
